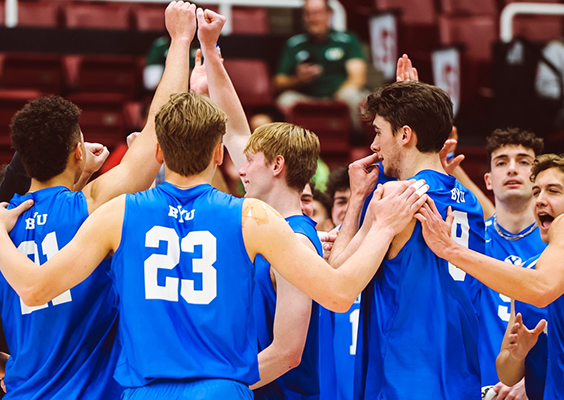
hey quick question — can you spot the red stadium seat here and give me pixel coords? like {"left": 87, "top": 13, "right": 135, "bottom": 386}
{"left": 133, "top": 4, "right": 166, "bottom": 32}
{"left": 18, "top": 2, "right": 60, "bottom": 27}
{"left": 67, "top": 92, "right": 128, "bottom": 150}
{"left": 232, "top": 7, "right": 269, "bottom": 34}
{"left": 512, "top": 15, "right": 564, "bottom": 42}
{"left": 287, "top": 101, "right": 351, "bottom": 167}
{"left": 0, "top": 89, "right": 45, "bottom": 145}
{"left": 64, "top": 3, "right": 130, "bottom": 30}
{"left": 223, "top": 59, "right": 273, "bottom": 110}
{"left": 439, "top": 0, "right": 498, "bottom": 16}
{"left": 438, "top": 15, "right": 497, "bottom": 102}
{"left": 0, "top": 53, "right": 63, "bottom": 94}
{"left": 63, "top": 55, "right": 141, "bottom": 99}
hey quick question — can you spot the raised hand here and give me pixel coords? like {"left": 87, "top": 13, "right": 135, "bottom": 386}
{"left": 348, "top": 153, "right": 381, "bottom": 201}
{"left": 439, "top": 138, "right": 465, "bottom": 175}
{"left": 165, "top": 1, "right": 197, "bottom": 43}
{"left": 83, "top": 142, "right": 109, "bottom": 176}
{"left": 190, "top": 49, "right": 210, "bottom": 96}
{"left": 507, "top": 313, "right": 546, "bottom": 362}
{"left": 396, "top": 54, "right": 418, "bottom": 82}
{"left": 369, "top": 179, "right": 428, "bottom": 236}
{"left": 197, "top": 8, "right": 226, "bottom": 49}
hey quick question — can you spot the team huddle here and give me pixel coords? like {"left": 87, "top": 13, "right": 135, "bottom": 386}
{"left": 0, "top": 2, "right": 564, "bottom": 400}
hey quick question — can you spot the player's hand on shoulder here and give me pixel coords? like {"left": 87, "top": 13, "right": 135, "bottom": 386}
{"left": 196, "top": 7, "right": 226, "bottom": 47}
{"left": 369, "top": 179, "right": 428, "bottom": 236}
{"left": 0, "top": 200, "right": 33, "bottom": 233}
{"left": 165, "top": 1, "right": 197, "bottom": 42}
{"left": 507, "top": 313, "right": 546, "bottom": 362}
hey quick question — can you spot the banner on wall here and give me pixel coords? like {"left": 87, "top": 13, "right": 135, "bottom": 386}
{"left": 369, "top": 13, "right": 398, "bottom": 83}
{"left": 432, "top": 47, "right": 461, "bottom": 117}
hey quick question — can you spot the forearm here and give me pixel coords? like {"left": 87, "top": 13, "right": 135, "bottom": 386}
{"left": 203, "top": 44, "right": 251, "bottom": 171}
{"left": 274, "top": 74, "right": 302, "bottom": 93}
{"left": 452, "top": 166, "right": 494, "bottom": 219}
{"left": 328, "top": 194, "right": 365, "bottom": 267}
{"left": 442, "top": 245, "right": 553, "bottom": 307}
{"left": 496, "top": 349, "right": 526, "bottom": 386}
{"left": 250, "top": 343, "right": 300, "bottom": 390}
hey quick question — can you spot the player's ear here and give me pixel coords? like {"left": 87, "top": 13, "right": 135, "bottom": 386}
{"left": 484, "top": 172, "right": 493, "bottom": 191}
{"left": 155, "top": 143, "right": 164, "bottom": 164}
{"left": 213, "top": 141, "right": 224, "bottom": 167}
{"left": 400, "top": 125, "right": 414, "bottom": 146}
{"left": 272, "top": 155, "right": 285, "bottom": 177}
{"left": 74, "top": 141, "right": 83, "bottom": 162}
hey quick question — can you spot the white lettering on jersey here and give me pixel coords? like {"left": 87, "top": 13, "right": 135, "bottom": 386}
{"left": 168, "top": 205, "right": 195, "bottom": 223}
{"left": 450, "top": 188, "right": 466, "bottom": 203}
{"left": 25, "top": 212, "right": 48, "bottom": 230}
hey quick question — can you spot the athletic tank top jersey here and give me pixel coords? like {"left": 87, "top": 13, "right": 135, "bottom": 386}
{"left": 354, "top": 170, "right": 485, "bottom": 400}
{"left": 513, "top": 256, "right": 548, "bottom": 400}
{"left": 254, "top": 214, "right": 326, "bottom": 400}
{"left": 543, "top": 277, "right": 564, "bottom": 399}
{"left": 110, "top": 183, "right": 259, "bottom": 387}
{"left": 333, "top": 294, "right": 360, "bottom": 400}
{"left": 478, "top": 218, "right": 546, "bottom": 386}
{"left": 4, "top": 187, "right": 122, "bottom": 399}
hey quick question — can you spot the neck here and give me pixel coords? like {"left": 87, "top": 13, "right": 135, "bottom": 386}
{"left": 28, "top": 170, "right": 77, "bottom": 193}
{"left": 164, "top": 164, "right": 214, "bottom": 190}
{"left": 259, "top": 184, "right": 302, "bottom": 219}
{"left": 495, "top": 198, "right": 536, "bottom": 234}
{"left": 398, "top": 151, "right": 445, "bottom": 180}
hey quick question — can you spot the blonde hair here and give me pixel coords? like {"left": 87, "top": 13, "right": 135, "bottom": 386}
{"left": 155, "top": 92, "right": 226, "bottom": 176}
{"left": 530, "top": 153, "right": 564, "bottom": 183}
{"left": 244, "top": 122, "right": 320, "bottom": 192}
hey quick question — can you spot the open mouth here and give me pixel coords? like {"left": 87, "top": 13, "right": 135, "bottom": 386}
{"left": 538, "top": 212, "right": 555, "bottom": 229}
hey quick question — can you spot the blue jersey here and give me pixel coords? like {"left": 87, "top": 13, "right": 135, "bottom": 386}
{"left": 333, "top": 295, "right": 360, "bottom": 400}
{"left": 513, "top": 256, "right": 548, "bottom": 400}
{"left": 4, "top": 187, "right": 122, "bottom": 399}
{"left": 254, "top": 214, "right": 325, "bottom": 400}
{"left": 543, "top": 287, "right": 564, "bottom": 399}
{"left": 478, "top": 217, "right": 546, "bottom": 386}
{"left": 354, "top": 170, "right": 484, "bottom": 399}
{"left": 110, "top": 183, "right": 259, "bottom": 388}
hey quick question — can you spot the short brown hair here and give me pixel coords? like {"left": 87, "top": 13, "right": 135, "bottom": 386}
{"left": 530, "top": 153, "right": 564, "bottom": 183}
{"left": 10, "top": 95, "right": 81, "bottom": 182}
{"left": 486, "top": 128, "right": 544, "bottom": 170}
{"left": 244, "top": 122, "right": 320, "bottom": 192}
{"left": 155, "top": 92, "right": 227, "bottom": 177}
{"left": 363, "top": 81, "right": 453, "bottom": 153}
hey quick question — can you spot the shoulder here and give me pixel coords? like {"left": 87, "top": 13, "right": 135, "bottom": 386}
{"left": 329, "top": 31, "right": 360, "bottom": 44}
{"left": 286, "top": 33, "right": 309, "bottom": 48}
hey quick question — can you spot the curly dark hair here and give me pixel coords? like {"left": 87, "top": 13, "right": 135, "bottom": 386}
{"left": 530, "top": 153, "right": 564, "bottom": 183}
{"left": 326, "top": 166, "right": 349, "bottom": 202}
{"left": 485, "top": 128, "right": 544, "bottom": 170}
{"left": 362, "top": 81, "right": 453, "bottom": 153}
{"left": 10, "top": 96, "right": 82, "bottom": 182}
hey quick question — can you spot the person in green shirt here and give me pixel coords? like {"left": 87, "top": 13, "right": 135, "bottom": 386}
{"left": 274, "top": 0, "right": 368, "bottom": 143}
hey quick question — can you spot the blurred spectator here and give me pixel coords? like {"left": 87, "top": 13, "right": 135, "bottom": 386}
{"left": 274, "top": 0, "right": 368, "bottom": 144}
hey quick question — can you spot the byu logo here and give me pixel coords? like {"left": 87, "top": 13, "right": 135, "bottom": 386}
{"left": 168, "top": 205, "right": 195, "bottom": 223}
{"left": 450, "top": 188, "right": 466, "bottom": 203}
{"left": 25, "top": 212, "right": 48, "bottom": 230}
{"left": 504, "top": 255, "right": 522, "bottom": 265}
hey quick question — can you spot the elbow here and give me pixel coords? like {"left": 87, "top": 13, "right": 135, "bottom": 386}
{"left": 284, "top": 348, "right": 303, "bottom": 370}
{"left": 328, "top": 291, "right": 355, "bottom": 313}
{"left": 19, "top": 285, "right": 50, "bottom": 307}
{"left": 528, "top": 284, "right": 558, "bottom": 308}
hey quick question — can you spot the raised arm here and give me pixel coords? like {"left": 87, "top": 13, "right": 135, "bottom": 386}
{"left": 250, "top": 234, "right": 314, "bottom": 390}
{"left": 497, "top": 302, "right": 546, "bottom": 387}
{"left": 244, "top": 180, "right": 427, "bottom": 312}
{"left": 416, "top": 198, "right": 564, "bottom": 307}
{"left": 0, "top": 197, "right": 124, "bottom": 306}
{"left": 82, "top": 1, "right": 196, "bottom": 214}
{"left": 198, "top": 8, "right": 251, "bottom": 171}
{"left": 327, "top": 153, "right": 380, "bottom": 267}
{"left": 72, "top": 142, "right": 109, "bottom": 192}
{"left": 440, "top": 138, "right": 495, "bottom": 219}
